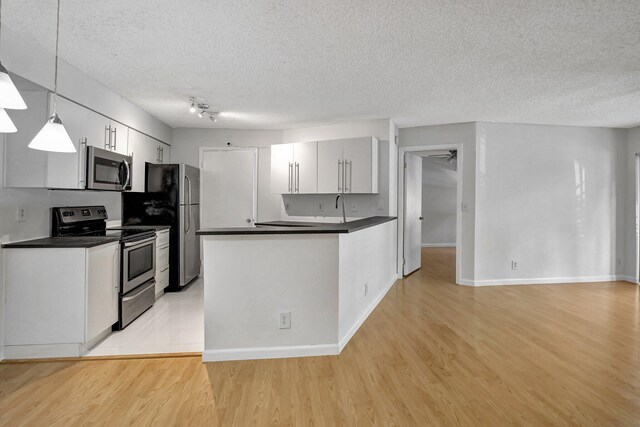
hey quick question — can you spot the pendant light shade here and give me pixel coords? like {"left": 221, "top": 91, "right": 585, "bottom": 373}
{"left": 29, "top": 0, "right": 76, "bottom": 153}
{"left": 0, "top": 107, "right": 16, "bottom": 132}
{"left": 28, "top": 113, "right": 75, "bottom": 152}
{"left": 0, "top": 63, "right": 26, "bottom": 109}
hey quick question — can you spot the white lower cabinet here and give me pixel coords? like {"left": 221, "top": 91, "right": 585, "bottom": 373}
{"left": 155, "top": 229, "right": 170, "bottom": 298}
{"left": 3, "top": 242, "right": 120, "bottom": 359}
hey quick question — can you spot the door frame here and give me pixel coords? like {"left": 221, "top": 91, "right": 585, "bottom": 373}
{"left": 199, "top": 146, "right": 259, "bottom": 226}
{"left": 635, "top": 153, "right": 640, "bottom": 283}
{"left": 398, "top": 144, "right": 463, "bottom": 284}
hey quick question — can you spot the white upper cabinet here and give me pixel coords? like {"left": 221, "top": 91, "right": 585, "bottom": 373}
{"left": 148, "top": 138, "right": 169, "bottom": 164}
{"left": 317, "top": 139, "right": 345, "bottom": 194}
{"left": 3, "top": 90, "right": 169, "bottom": 190}
{"left": 4, "top": 91, "right": 49, "bottom": 188}
{"left": 46, "top": 96, "right": 87, "bottom": 189}
{"left": 270, "top": 143, "right": 294, "bottom": 194}
{"left": 317, "top": 137, "right": 378, "bottom": 194}
{"left": 128, "top": 129, "right": 147, "bottom": 192}
{"left": 128, "top": 130, "right": 171, "bottom": 192}
{"left": 293, "top": 141, "right": 318, "bottom": 193}
{"left": 342, "top": 137, "right": 378, "bottom": 194}
{"left": 270, "top": 142, "right": 318, "bottom": 194}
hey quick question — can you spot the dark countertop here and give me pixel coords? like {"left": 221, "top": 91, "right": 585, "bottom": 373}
{"left": 2, "top": 236, "right": 121, "bottom": 249}
{"left": 108, "top": 225, "right": 171, "bottom": 231}
{"left": 196, "top": 216, "right": 397, "bottom": 236}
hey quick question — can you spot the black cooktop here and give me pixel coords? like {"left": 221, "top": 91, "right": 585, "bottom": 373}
{"left": 105, "top": 228, "right": 156, "bottom": 242}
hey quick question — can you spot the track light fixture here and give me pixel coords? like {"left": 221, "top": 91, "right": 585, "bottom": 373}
{"left": 188, "top": 98, "right": 218, "bottom": 123}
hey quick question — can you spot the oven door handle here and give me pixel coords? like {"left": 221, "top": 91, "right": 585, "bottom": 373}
{"left": 122, "top": 280, "right": 155, "bottom": 302}
{"left": 123, "top": 236, "right": 157, "bottom": 247}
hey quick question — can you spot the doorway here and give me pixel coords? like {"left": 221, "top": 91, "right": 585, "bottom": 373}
{"left": 399, "top": 145, "right": 463, "bottom": 283}
{"left": 199, "top": 147, "right": 258, "bottom": 228}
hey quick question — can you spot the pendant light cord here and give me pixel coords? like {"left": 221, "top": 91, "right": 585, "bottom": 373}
{"left": 52, "top": 0, "right": 61, "bottom": 114}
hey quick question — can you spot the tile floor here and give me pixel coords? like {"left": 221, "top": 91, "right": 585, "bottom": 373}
{"left": 86, "top": 278, "right": 203, "bottom": 357}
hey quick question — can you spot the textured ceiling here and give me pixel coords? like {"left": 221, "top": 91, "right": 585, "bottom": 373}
{"left": 5, "top": 0, "right": 640, "bottom": 129}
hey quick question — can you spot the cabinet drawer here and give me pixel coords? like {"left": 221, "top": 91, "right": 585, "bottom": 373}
{"left": 156, "top": 244, "right": 170, "bottom": 271}
{"left": 156, "top": 267, "right": 169, "bottom": 292}
{"left": 156, "top": 230, "right": 170, "bottom": 247}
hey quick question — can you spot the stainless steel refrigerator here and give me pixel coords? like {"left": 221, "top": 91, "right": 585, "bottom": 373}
{"left": 121, "top": 164, "right": 201, "bottom": 291}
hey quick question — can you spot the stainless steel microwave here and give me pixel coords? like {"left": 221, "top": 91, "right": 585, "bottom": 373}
{"left": 86, "top": 146, "right": 132, "bottom": 191}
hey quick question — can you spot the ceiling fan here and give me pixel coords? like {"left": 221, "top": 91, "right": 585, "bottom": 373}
{"left": 425, "top": 150, "right": 457, "bottom": 170}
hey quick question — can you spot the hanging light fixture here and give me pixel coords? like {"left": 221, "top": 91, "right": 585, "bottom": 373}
{"left": 0, "top": 107, "right": 16, "bottom": 132}
{"left": 0, "top": 0, "right": 26, "bottom": 111}
{"left": 28, "top": 0, "right": 75, "bottom": 153}
{"left": 189, "top": 99, "right": 196, "bottom": 113}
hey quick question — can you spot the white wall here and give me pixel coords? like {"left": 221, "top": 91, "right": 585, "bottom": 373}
{"left": 399, "top": 122, "right": 476, "bottom": 283}
{"left": 421, "top": 157, "right": 457, "bottom": 246}
{"left": 171, "top": 128, "right": 284, "bottom": 222}
{"left": 338, "top": 219, "right": 397, "bottom": 346}
{"left": 474, "top": 122, "right": 627, "bottom": 285}
{"left": 624, "top": 126, "right": 640, "bottom": 281}
{"left": 202, "top": 234, "right": 340, "bottom": 360}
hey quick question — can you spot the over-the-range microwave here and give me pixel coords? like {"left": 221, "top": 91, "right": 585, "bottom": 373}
{"left": 86, "top": 146, "right": 132, "bottom": 191}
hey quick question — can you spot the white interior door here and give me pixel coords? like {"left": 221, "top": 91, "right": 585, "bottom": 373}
{"left": 200, "top": 148, "right": 257, "bottom": 228}
{"left": 403, "top": 153, "right": 423, "bottom": 275}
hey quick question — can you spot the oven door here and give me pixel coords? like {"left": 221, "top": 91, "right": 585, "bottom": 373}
{"left": 121, "top": 236, "right": 156, "bottom": 294}
{"left": 86, "top": 146, "right": 132, "bottom": 191}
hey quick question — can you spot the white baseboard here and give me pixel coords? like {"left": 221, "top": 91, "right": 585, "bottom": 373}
{"left": 421, "top": 243, "right": 456, "bottom": 248}
{"left": 338, "top": 275, "right": 398, "bottom": 352}
{"left": 616, "top": 275, "right": 638, "bottom": 284}
{"left": 203, "top": 344, "right": 339, "bottom": 362}
{"left": 462, "top": 275, "right": 626, "bottom": 287}
{"left": 4, "top": 343, "right": 82, "bottom": 359}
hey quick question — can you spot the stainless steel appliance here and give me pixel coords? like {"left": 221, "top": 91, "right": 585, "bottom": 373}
{"left": 122, "top": 164, "right": 200, "bottom": 291}
{"left": 51, "top": 205, "right": 156, "bottom": 329}
{"left": 86, "top": 146, "right": 132, "bottom": 191}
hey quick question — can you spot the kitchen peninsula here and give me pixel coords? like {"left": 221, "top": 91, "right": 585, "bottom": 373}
{"left": 197, "top": 216, "right": 397, "bottom": 362}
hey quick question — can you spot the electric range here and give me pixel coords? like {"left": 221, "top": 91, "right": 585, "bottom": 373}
{"left": 51, "top": 206, "right": 157, "bottom": 329}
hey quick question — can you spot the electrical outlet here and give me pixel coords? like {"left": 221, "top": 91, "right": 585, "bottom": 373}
{"left": 278, "top": 311, "right": 291, "bottom": 329}
{"left": 511, "top": 260, "right": 518, "bottom": 270}
{"left": 16, "top": 207, "right": 26, "bottom": 222}
{"left": 319, "top": 203, "right": 324, "bottom": 211}
{"left": 351, "top": 203, "right": 358, "bottom": 212}
{"left": 364, "top": 283, "right": 369, "bottom": 296}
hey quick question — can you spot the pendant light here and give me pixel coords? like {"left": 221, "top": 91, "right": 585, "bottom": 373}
{"left": 0, "top": 0, "right": 26, "bottom": 111}
{"left": 0, "top": 108, "right": 16, "bottom": 132}
{"left": 28, "top": 0, "right": 75, "bottom": 153}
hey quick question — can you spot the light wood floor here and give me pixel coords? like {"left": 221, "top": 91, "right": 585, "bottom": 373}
{"left": 2, "top": 248, "right": 640, "bottom": 426}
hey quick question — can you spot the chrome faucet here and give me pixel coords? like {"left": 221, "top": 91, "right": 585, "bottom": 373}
{"left": 335, "top": 193, "right": 347, "bottom": 223}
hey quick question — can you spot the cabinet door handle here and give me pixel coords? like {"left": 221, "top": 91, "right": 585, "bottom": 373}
{"left": 338, "top": 160, "right": 343, "bottom": 192}
{"left": 288, "top": 162, "right": 293, "bottom": 193}
{"left": 160, "top": 147, "right": 164, "bottom": 163}
{"left": 157, "top": 146, "right": 160, "bottom": 162}
{"left": 345, "top": 160, "right": 352, "bottom": 193}
{"left": 295, "top": 162, "right": 300, "bottom": 193}
{"left": 104, "top": 126, "right": 110, "bottom": 150}
{"left": 111, "top": 128, "right": 117, "bottom": 151}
